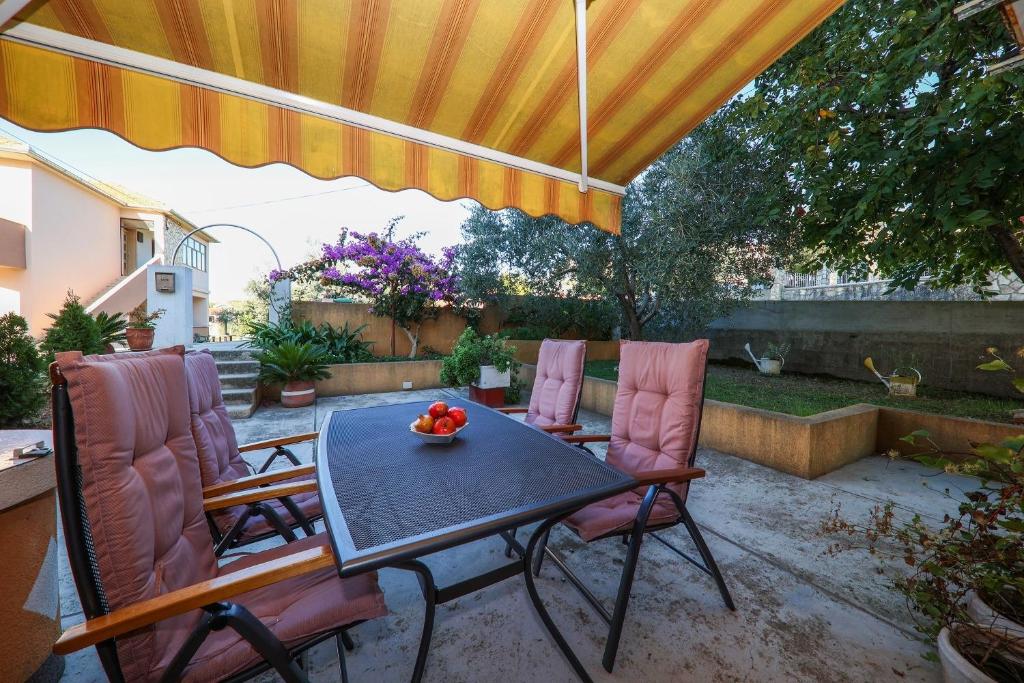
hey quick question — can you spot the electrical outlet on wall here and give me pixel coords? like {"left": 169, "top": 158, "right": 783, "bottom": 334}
{"left": 402, "top": 380, "right": 413, "bottom": 390}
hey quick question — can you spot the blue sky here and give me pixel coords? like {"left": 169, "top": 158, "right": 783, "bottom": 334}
{"left": 0, "top": 121, "right": 472, "bottom": 301}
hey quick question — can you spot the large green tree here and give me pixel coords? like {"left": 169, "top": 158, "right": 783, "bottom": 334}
{"left": 736, "top": 0, "right": 1024, "bottom": 291}
{"left": 457, "top": 114, "right": 798, "bottom": 340}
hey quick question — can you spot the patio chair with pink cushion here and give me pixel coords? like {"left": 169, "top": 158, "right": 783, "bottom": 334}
{"left": 539, "top": 339, "right": 735, "bottom": 673}
{"left": 497, "top": 338, "right": 587, "bottom": 436}
{"left": 185, "top": 350, "right": 322, "bottom": 556}
{"left": 50, "top": 347, "right": 387, "bottom": 682}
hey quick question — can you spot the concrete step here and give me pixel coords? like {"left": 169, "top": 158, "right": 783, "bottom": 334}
{"left": 219, "top": 372, "right": 259, "bottom": 389}
{"left": 210, "top": 349, "right": 256, "bottom": 361}
{"left": 226, "top": 402, "right": 257, "bottom": 419}
{"left": 222, "top": 387, "right": 257, "bottom": 405}
{"left": 215, "top": 360, "right": 259, "bottom": 374}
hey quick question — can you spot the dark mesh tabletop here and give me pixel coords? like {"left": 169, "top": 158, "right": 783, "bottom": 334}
{"left": 318, "top": 400, "right": 633, "bottom": 570}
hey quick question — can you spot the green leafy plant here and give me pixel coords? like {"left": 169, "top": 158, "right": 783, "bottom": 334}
{"left": 763, "top": 342, "right": 790, "bottom": 362}
{"left": 93, "top": 311, "right": 127, "bottom": 348}
{"left": 254, "top": 341, "right": 332, "bottom": 385}
{"left": 0, "top": 313, "right": 46, "bottom": 428}
{"left": 245, "top": 320, "right": 374, "bottom": 364}
{"left": 440, "top": 328, "right": 519, "bottom": 387}
{"left": 500, "top": 296, "right": 616, "bottom": 341}
{"left": 40, "top": 291, "right": 105, "bottom": 362}
{"left": 127, "top": 304, "right": 164, "bottom": 329}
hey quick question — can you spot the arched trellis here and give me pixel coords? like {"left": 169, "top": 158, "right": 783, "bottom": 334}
{"left": 170, "top": 223, "right": 288, "bottom": 320}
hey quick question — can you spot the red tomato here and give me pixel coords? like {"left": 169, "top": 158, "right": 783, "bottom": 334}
{"left": 432, "top": 416, "right": 456, "bottom": 435}
{"left": 428, "top": 401, "right": 448, "bottom": 419}
{"left": 447, "top": 406, "right": 468, "bottom": 428}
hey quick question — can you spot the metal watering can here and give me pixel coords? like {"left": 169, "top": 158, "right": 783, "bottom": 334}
{"left": 744, "top": 343, "right": 783, "bottom": 376}
{"left": 864, "top": 357, "right": 922, "bottom": 398}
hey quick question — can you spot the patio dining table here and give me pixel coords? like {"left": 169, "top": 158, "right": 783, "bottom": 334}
{"left": 315, "top": 399, "right": 637, "bottom": 683}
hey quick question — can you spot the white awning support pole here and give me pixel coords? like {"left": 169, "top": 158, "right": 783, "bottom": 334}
{"left": 575, "top": 0, "right": 589, "bottom": 193}
{"left": 0, "top": 0, "right": 32, "bottom": 28}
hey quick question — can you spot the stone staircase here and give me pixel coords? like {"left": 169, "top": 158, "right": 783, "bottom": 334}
{"left": 210, "top": 348, "right": 260, "bottom": 419}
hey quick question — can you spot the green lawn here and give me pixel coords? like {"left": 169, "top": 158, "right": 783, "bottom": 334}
{"left": 584, "top": 360, "right": 1022, "bottom": 424}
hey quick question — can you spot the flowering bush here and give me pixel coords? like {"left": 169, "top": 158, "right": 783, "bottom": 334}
{"left": 271, "top": 221, "right": 460, "bottom": 357}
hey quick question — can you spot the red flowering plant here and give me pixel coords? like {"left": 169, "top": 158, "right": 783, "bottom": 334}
{"left": 271, "top": 220, "right": 461, "bottom": 357}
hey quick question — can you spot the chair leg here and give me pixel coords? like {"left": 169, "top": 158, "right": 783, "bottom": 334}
{"left": 679, "top": 506, "right": 735, "bottom": 611}
{"left": 531, "top": 527, "right": 551, "bottom": 577}
{"left": 336, "top": 632, "right": 350, "bottom": 683}
{"left": 397, "top": 560, "right": 437, "bottom": 683}
{"left": 278, "top": 495, "right": 317, "bottom": 536}
{"left": 340, "top": 629, "right": 356, "bottom": 652}
{"left": 602, "top": 484, "right": 659, "bottom": 673}
{"left": 504, "top": 527, "right": 516, "bottom": 558}
{"left": 214, "top": 506, "right": 254, "bottom": 557}
{"left": 160, "top": 610, "right": 215, "bottom": 682}
{"left": 258, "top": 502, "right": 299, "bottom": 544}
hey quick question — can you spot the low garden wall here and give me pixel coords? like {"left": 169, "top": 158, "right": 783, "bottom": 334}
{"left": 705, "top": 300, "right": 1024, "bottom": 398}
{"left": 519, "top": 364, "right": 1023, "bottom": 479}
{"left": 263, "top": 359, "right": 444, "bottom": 399}
{"left": 510, "top": 339, "right": 619, "bottom": 364}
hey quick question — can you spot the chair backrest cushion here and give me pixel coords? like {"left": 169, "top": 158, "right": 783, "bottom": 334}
{"left": 56, "top": 347, "right": 217, "bottom": 682}
{"left": 526, "top": 339, "right": 586, "bottom": 426}
{"left": 184, "top": 350, "right": 249, "bottom": 487}
{"left": 606, "top": 340, "right": 708, "bottom": 498}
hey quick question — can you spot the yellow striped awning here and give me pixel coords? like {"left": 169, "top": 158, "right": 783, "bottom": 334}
{"left": 0, "top": 0, "right": 844, "bottom": 233}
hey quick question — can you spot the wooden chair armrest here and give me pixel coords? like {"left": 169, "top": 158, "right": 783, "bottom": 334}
{"left": 238, "top": 432, "right": 319, "bottom": 453}
{"left": 634, "top": 467, "right": 706, "bottom": 486}
{"left": 53, "top": 545, "right": 334, "bottom": 655}
{"left": 496, "top": 407, "right": 528, "bottom": 414}
{"left": 203, "top": 481, "right": 318, "bottom": 511}
{"left": 560, "top": 434, "right": 612, "bottom": 444}
{"left": 202, "top": 464, "right": 316, "bottom": 498}
{"left": 538, "top": 424, "right": 583, "bottom": 434}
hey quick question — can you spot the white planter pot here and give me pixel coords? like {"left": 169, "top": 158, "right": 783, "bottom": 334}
{"left": 938, "top": 627, "right": 997, "bottom": 683}
{"left": 966, "top": 591, "right": 1024, "bottom": 644}
{"left": 477, "top": 365, "right": 511, "bottom": 389}
{"left": 757, "top": 358, "right": 783, "bottom": 375}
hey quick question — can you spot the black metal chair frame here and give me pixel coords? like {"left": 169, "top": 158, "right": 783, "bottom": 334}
{"left": 52, "top": 378, "right": 362, "bottom": 683}
{"left": 205, "top": 484, "right": 321, "bottom": 557}
{"left": 511, "top": 370, "right": 736, "bottom": 673}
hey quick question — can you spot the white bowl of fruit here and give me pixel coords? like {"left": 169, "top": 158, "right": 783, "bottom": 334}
{"left": 410, "top": 401, "right": 468, "bottom": 444}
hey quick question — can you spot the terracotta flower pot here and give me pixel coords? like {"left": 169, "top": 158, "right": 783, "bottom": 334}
{"left": 281, "top": 380, "right": 316, "bottom": 408}
{"left": 125, "top": 328, "right": 155, "bottom": 352}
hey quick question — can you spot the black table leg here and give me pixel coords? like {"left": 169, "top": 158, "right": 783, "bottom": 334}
{"left": 523, "top": 515, "right": 594, "bottom": 683}
{"left": 396, "top": 560, "right": 437, "bottom": 683}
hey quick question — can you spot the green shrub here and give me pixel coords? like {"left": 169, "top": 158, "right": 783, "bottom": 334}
{"left": 0, "top": 313, "right": 46, "bottom": 428}
{"left": 255, "top": 341, "right": 332, "bottom": 385}
{"left": 440, "top": 328, "right": 519, "bottom": 387}
{"left": 501, "top": 296, "right": 615, "bottom": 341}
{"left": 40, "top": 291, "right": 105, "bottom": 362}
{"left": 246, "top": 320, "right": 374, "bottom": 364}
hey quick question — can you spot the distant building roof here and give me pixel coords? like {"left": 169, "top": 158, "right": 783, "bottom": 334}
{"left": 0, "top": 132, "right": 214, "bottom": 240}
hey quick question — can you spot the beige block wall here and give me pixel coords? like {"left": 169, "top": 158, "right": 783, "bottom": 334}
{"left": 877, "top": 407, "right": 1023, "bottom": 457}
{"left": 263, "top": 359, "right": 445, "bottom": 399}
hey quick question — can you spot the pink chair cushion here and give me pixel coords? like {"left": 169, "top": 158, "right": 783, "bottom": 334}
{"left": 184, "top": 351, "right": 320, "bottom": 538}
{"left": 563, "top": 491, "right": 681, "bottom": 542}
{"left": 526, "top": 339, "right": 586, "bottom": 427}
{"left": 153, "top": 535, "right": 387, "bottom": 682}
{"left": 57, "top": 347, "right": 222, "bottom": 682}
{"left": 563, "top": 340, "right": 708, "bottom": 541}
{"left": 59, "top": 348, "right": 385, "bottom": 682}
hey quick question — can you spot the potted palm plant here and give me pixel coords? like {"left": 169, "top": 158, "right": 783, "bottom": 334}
{"left": 255, "top": 340, "right": 331, "bottom": 408}
{"left": 93, "top": 311, "right": 127, "bottom": 353}
{"left": 125, "top": 304, "right": 164, "bottom": 351}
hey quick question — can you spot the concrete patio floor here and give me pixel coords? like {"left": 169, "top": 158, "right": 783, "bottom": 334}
{"left": 56, "top": 388, "right": 972, "bottom": 682}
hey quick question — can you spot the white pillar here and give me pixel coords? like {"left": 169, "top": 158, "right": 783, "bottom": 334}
{"left": 269, "top": 278, "right": 291, "bottom": 325}
{"left": 147, "top": 264, "right": 193, "bottom": 347}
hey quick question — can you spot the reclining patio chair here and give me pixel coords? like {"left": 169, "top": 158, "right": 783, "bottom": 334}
{"left": 185, "top": 350, "right": 322, "bottom": 556}
{"left": 50, "top": 347, "right": 387, "bottom": 682}
{"left": 498, "top": 338, "right": 586, "bottom": 436}
{"left": 538, "top": 339, "right": 735, "bottom": 672}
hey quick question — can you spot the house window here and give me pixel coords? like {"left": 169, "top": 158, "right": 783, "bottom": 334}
{"left": 182, "top": 237, "right": 207, "bottom": 271}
